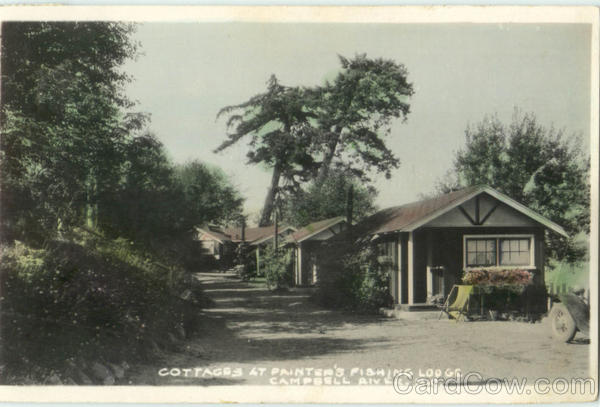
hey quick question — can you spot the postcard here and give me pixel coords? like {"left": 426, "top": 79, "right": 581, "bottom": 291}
{"left": 0, "top": 5, "right": 597, "bottom": 404}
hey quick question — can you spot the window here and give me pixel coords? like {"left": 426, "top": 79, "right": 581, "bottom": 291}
{"left": 464, "top": 235, "right": 533, "bottom": 269}
{"left": 499, "top": 238, "right": 530, "bottom": 266}
{"left": 377, "top": 241, "right": 394, "bottom": 257}
{"left": 376, "top": 240, "right": 396, "bottom": 265}
{"left": 466, "top": 239, "right": 496, "bottom": 267}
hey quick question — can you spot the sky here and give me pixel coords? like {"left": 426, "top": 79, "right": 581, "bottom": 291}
{"left": 123, "top": 22, "right": 592, "bottom": 221}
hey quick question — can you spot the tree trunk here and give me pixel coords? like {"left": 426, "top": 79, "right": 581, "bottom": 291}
{"left": 259, "top": 164, "right": 281, "bottom": 226}
{"left": 315, "top": 133, "right": 339, "bottom": 185}
{"left": 85, "top": 171, "right": 98, "bottom": 229}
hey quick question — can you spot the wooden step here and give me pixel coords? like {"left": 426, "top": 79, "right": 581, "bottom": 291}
{"left": 394, "top": 303, "right": 438, "bottom": 312}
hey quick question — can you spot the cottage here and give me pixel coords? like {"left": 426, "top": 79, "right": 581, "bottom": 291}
{"left": 225, "top": 224, "right": 296, "bottom": 275}
{"left": 223, "top": 224, "right": 296, "bottom": 245}
{"left": 196, "top": 223, "right": 296, "bottom": 272}
{"left": 343, "top": 185, "right": 567, "bottom": 308}
{"left": 195, "top": 226, "right": 236, "bottom": 260}
{"left": 287, "top": 216, "right": 348, "bottom": 286}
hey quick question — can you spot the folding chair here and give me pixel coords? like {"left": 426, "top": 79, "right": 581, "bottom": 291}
{"left": 438, "top": 284, "right": 474, "bottom": 321}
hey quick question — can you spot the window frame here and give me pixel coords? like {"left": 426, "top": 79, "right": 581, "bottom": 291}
{"left": 463, "top": 234, "right": 535, "bottom": 270}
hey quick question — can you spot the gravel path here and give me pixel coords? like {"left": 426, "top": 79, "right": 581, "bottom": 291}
{"left": 129, "top": 272, "right": 591, "bottom": 386}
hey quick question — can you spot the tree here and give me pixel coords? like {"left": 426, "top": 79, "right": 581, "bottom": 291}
{"left": 174, "top": 160, "right": 244, "bottom": 228}
{"left": 438, "top": 111, "right": 590, "bottom": 262}
{"left": 216, "top": 55, "right": 414, "bottom": 226}
{"left": 99, "top": 132, "right": 185, "bottom": 242}
{"left": 0, "top": 22, "right": 145, "bottom": 243}
{"left": 312, "top": 54, "right": 414, "bottom": 184}
{"left": 282, "top": 170, "right": 377, "bottom": 227}
{"left": 215, "top": 75, "right": 316, "bottom": 226}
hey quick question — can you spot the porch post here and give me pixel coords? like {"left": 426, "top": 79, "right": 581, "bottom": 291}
{"left": 297, "top": 244, "right": 303, "bottom": 286}
{"left": 256, "top": 247, "right": 260, "bottom": 276}
{"left": 426, "top": 231, "right": 433, "bottom": 301}
{"left": 408, "top": 231, "right": 415, "bottom": 305}
{"left": 395, "top": 238, "right": 402, "bottom": 304}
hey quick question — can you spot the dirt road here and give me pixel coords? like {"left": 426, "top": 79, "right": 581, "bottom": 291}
{"left": 130, "top": 272, "right": 590, "bottom": 386}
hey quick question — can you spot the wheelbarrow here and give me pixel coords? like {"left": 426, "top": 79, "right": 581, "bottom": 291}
{"left": 549, "top": 289, "right": 589, "bottom": 342}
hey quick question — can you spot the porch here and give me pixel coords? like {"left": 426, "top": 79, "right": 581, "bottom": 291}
{"left": 380, "top": 226, "right": 546, "bottom": 307}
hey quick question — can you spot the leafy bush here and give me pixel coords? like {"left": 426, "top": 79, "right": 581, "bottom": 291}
{"left": 313, "top": 240, "right": 393, "bottom": 312}
{"left": 262, "top": 246, "right": 293, "bottom": 290}
{"left": 463, "top": 268, "right": 533, "bottom": 287}
{"left": 234, "top": 242, "right": 257, "bottom": 280}
{"left": 462, "top": 268, "right": 546, "bottom": 319}
{"left": 0, "top": 232, "right": 204, "bottom": 384}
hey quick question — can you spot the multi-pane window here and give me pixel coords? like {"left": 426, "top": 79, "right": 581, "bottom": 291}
{"left": 499, "top": 238, "right": 530, "bottom": 266}
{"left": 466, "top": 239, "right": 497, "bottom": 267}
{"left": 376, "top": 240, "right": 396, "bottom": 265}
{"left": 465, "top": 236, "right": 533, "bottom": 268}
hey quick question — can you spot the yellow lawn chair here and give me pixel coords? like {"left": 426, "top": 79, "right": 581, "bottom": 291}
{"left": 439, "top": 285, "right": 473, "bottom": 321}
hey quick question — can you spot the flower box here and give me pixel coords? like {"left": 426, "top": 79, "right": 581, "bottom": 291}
{"left": 463, "top": 268, "right": 533, "bottom": 288}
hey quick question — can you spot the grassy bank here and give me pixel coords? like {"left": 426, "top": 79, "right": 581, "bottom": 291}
{"left": 0, "top": 229, "right": 206, "bottom": 384}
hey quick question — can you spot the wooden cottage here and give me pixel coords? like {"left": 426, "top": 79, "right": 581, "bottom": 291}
{"left": 287, "top": 216, "right": 348, "bottom": 286}
{"left": 196, "top": 224, "right": 296, "bottom": 269}
{"left": 195, "top": 226, "right": 236, "bottom": 260}
{"left": 224, "top": 224, "right": 296, "bottom": 274}
{"left": 344, "top": 185, "right": 568, "bottom": 307}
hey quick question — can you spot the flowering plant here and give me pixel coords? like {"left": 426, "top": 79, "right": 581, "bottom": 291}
{"left": 463, "top": 269, "right": 533, "bottom": 287}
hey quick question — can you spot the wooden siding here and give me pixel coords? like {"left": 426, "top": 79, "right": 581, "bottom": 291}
{"left": 386, "top": 226, "right": 546, "bottom": 304}
{"left": 425, "top": 195, "right": 538, "bottom": 228}
{"left": 413, "top": 226, "right": 546, "bottom": 302}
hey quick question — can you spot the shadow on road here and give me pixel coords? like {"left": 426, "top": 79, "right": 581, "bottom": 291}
{"left": 190, "top": 272, "right": 392, "bottom": 363}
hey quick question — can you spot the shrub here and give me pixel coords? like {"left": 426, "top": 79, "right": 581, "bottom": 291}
{"left": 262, "top": 246, "right": 293, "bottom": 290}
{"left": 313, "top": 240, "right": 393, "bottom": 312}
{"left": 462, "top": 268, "right": 545, "bottom": 319}
{"left": 235, "top": 242, "right": 257, "bottom": 280}
{"left": 463, "top": 268, "right": 533, "bottom": 287}
{"left": 0, "top": 231, "right": 204, "bottom": 384}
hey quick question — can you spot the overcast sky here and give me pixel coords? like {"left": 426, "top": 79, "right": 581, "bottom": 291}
{"left": 123, "top": 22, "right": 591, "bottom": 221}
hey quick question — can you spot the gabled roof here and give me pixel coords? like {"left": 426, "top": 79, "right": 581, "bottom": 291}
{"left": 195, "top": 226, "right": 232, "bottom": 244}
{"left": 224, "top": 224, "right": 296, "bottom": 245}
{"left": 288, "top": 216, "right": 347, "bottom": 243}
{"left": 349, "top": 185, "right": 568, "bottom": 238}
{"left": 251, "top": 225, "right": 297, "bottom": 245}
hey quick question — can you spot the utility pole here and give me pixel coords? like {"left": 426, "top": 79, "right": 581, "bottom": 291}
{"left": 274, "top": 207, "right": 279, "bottom": 250}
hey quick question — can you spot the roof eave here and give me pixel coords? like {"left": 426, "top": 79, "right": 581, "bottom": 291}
{"left": 251, "top": 226, "right": 298, "bottom": 245}
{"left": 391, "top": 187, "right": 484, "bottom": 234}
{"left": 481, "top": 187, "right": 569, "bottom": 238}
{"left": 402, "top": 186, "right": 569, "bottom": 238}
{"left": 295, "top": 217, "right": 347, "bottom": 243}
{"left": 195, "top": 227, "right": 226, "bottom": 244}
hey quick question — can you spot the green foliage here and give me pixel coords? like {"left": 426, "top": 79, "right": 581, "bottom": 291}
{"left": 438, "top": 111, "right": 590, "bottom": 263}
{"left": 262, "top": 246, "right": 294, "bottom": 290}
{"left": 216, "top": 75, "right": 317, "bottom": 225}
{"left": 314, "top": 240, "right": 393, "bottom": 312}
{"left": 313, "top": 54, "right": 414, "bottom": 183}
{"left": 546, "top": 258, "right": 589, "bottom": 291}
{"left": 1, "top": 22, "right": 146, "bottom": 243}
{"left": 283, "top": 170, "right": 377, "bottom": 227}
{"left": 0, "top": 24, "right": 245, "bottom": 384}
{"left": 216, "top": 54, "right": 414, "bottom": 225}
{"left": 98, "top": 137, "right": 244, "bottom": 267}
{"left": 174, "top": 160, "right": 244, "bottom": 228}
{"left": 235, "top": 242, "right": 257, "bottom": 280}
{"left": 99, "top": 133, "right": 186, "bottom": 243}
{"left": 0, "top": 233, "right": 204, "bottom": 383}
